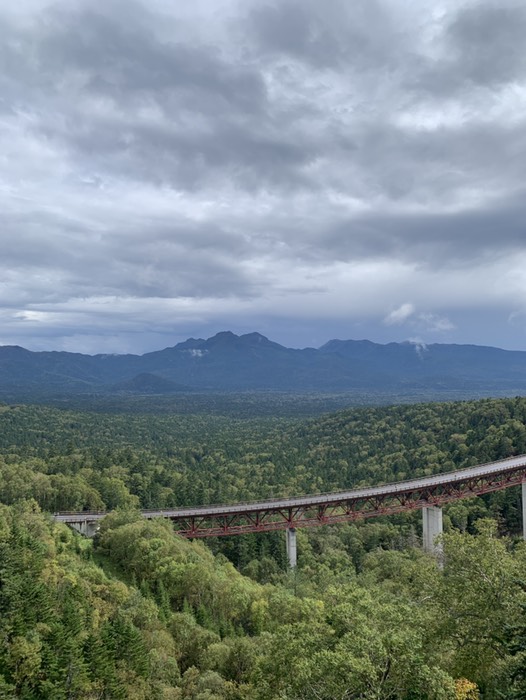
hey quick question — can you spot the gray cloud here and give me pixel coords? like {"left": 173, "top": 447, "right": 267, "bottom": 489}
{"left": 409, "top": 2, "right": 526, "bottom": 98}
{"left": 448, "top": 3, "right": 526, "bottom": 87}
{"left": 246, "top": 0, "right": 394, "bottom": 69}
{"left": 1, "top": 0, "right": 526, "bottom": 352}
{"left": 1, "top": 1, "right": 318, "bottom": 193}
{"left": 318, "top": 189, "right": 526, "bottom": 268}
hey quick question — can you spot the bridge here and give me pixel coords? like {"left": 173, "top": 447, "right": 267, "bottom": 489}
{"left": 54, "top": 454, "right": 526, "bottom": 567}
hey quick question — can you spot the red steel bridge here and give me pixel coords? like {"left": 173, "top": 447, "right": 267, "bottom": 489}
{"left": 54, "top": 454, "right": 526, "bottom": 551}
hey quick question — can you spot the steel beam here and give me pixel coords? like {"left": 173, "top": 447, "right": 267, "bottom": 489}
{"left": 54, "top": 455, "right": 526, "bottom": 540}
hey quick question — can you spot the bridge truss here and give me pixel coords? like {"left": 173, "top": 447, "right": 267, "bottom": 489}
{"left": 164, "top": 460, "right": 526, "bottom": 538}
{"left": 54, "top": 455, "right": 526, "bottom": 543}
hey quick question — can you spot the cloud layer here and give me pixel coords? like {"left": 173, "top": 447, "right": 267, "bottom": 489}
{"left": 1, "top": 0, "right": 526, "bottom": 352}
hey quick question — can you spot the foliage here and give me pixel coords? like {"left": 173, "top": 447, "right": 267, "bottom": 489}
{"left": 1, "top": 395, "right": 526, "bottom": 696}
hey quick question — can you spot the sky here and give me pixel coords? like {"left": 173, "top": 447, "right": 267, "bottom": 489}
{"left": 1, "top": 0, "right": 526, "bottom": 355}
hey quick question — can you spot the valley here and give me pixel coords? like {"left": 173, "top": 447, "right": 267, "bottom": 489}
{"left": 1, "top": 395, "right": 526, "bottom": 697}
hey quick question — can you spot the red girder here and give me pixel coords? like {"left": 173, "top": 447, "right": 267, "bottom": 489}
{"left": 53, "top": 456, "right": 526, "bottom": 538}
{"left": 171, "top": 467, "right": 526, "bottom": 538}
{"left": 165, "top": 475, "right": 511, "bottom": 538}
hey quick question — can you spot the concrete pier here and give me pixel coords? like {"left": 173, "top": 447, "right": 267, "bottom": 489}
{"left": 69, "top": 520, "right": 99, "bottom": 538}
{"left": 286, "top": 527, "right": 297, "bottom": 568}
{"left": 522, "top": 482, "right": 526, "bottom": 541}
{"left": 422, "top": 506, "right": 443, "bottom": 557}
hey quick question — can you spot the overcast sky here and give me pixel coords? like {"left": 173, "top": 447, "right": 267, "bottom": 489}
{"left": 1, "top": 0, "right": 526, "bottom": 354}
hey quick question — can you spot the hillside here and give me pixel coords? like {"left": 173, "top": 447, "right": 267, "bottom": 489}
{"left": 3, "top": 397, "right": 526, "bottom": 697}
{"left": 0, "top": 501, "right": 499, "bottom": 700}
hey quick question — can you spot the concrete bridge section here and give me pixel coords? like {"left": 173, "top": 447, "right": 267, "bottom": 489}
{"left": 54, "top": 454, "right": 526, "bottom": 567}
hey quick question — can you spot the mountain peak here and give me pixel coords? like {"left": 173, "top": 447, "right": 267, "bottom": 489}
{"left": 213, "top": 331, "right": 237, "bottom": 339}
{"left": 240, "top": 332, "right": 277, "bottom": 346}
{"left": 320, "top": 338, "right": 377, "bottom": 352}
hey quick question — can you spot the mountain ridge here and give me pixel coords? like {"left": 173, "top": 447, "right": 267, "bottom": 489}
{"left": 1, "top": 331, "right": 526, "bottom": 397}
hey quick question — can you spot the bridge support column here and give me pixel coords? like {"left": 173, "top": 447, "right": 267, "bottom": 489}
{"left": 286, "top": 528, "right": 297, "bottom": 568}
{"left": 69, "top": 521, "right": 99, "bottom": 538}
{"left": 522, "top": 482, "right": 526, "bottom": 541}
{"left": 422, "top": 506, "right": 443, "bottom": 558}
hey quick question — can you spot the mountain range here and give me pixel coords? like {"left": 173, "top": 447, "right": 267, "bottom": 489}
{"left": 1, "top": 331, "right": 526, "bottom": 398}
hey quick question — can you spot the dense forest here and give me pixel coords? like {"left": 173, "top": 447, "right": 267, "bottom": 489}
{"left": 2, "top": 396, "right": 526, "bottom": 698}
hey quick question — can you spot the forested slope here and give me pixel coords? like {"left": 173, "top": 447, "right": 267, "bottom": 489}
{"left": 3, "top": 397, "right": 526, "bottom": 698}
{"left": 1, "top": 397, "right": 526, "bottom": 511}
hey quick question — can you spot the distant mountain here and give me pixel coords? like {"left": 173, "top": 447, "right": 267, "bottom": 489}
{"left": 111, "top": 373, "right": 192, "bottom": 394}
{"left": 1, "top": 332, "right": 526, "bottom": 398}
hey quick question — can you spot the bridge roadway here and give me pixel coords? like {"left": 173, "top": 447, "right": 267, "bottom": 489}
{"left": 54, "top": 454, "right": 526, "bottom": 552}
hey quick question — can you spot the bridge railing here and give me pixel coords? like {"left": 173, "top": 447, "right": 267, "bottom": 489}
{"left": 53, "top": 454, "right": 526, "bottom": 521}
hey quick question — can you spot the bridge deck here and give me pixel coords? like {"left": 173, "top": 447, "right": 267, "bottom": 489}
{"left": 54, "top": 454, "right": 526, "bottom": 527}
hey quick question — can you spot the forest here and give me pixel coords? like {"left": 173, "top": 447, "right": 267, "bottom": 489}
{"left": 2, "top": 395, "right": 526, "bottom": 698}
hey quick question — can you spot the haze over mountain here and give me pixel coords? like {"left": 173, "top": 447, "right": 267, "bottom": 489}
{"left": 1, "top": 331, "right": 526, "bottom": 398}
